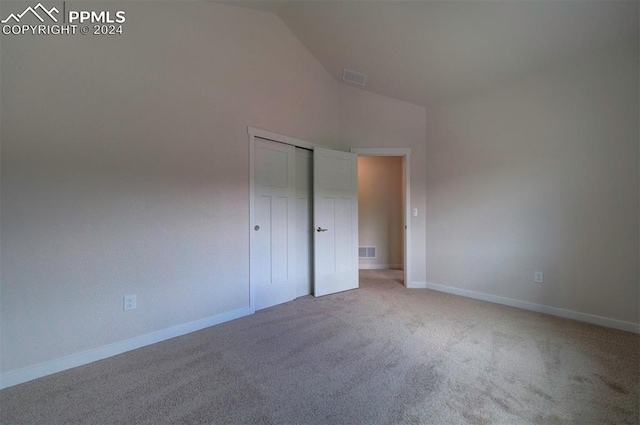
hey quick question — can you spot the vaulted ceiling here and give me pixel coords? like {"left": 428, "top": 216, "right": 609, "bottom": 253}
{"left": 222, "top": 1, "right": 638, "bottom": 107}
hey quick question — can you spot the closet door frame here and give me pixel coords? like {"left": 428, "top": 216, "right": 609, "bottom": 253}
{"left": 248, "top": 127, "right": 330, "bottom": 311}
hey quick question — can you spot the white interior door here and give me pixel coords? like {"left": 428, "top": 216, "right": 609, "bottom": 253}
{"left": 313, "top": 147, "right": 359, "bottom": 297}
{"left": 253, "top": 138, "right": 296, "bottom": 310}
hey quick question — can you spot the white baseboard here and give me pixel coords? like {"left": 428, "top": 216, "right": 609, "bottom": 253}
{"left": 419, "top": 281, "right": 639, "bottom": 334}
{"left": 4, "top": 283, "right": 637, "bottom": 390}
{"left": 0, "top": 306, "right": 253, "bottom": 390}
{"left": 359, "top": 264, "right": 403, "bottom": 270}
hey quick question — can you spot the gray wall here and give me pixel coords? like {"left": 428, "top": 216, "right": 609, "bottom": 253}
{"left": 425, "top": 42, "right": 639, "bottom": 324}
{"left": 1, "top": 2, "right": 339, "bottom": 374}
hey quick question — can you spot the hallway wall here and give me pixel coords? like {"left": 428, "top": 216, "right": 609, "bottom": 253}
{"left": 358, "top": 156, "right": 404, "bottom": 270}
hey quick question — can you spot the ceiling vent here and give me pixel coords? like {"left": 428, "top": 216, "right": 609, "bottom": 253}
{"left": 342, "top": 69, "right": 367, "bottom": 86}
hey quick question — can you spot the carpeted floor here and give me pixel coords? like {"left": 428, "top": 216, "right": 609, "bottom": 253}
{"left": 1, "top": 270, "right": 638, "bottom": 424}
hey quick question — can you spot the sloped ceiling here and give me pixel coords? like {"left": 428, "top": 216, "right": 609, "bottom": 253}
{"left": 221, "top": 1, "right": 639, "bottom": 106}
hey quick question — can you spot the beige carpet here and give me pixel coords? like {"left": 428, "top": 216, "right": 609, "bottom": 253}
{"left": 1, "top": 270, "right": 638, "bottom": 424}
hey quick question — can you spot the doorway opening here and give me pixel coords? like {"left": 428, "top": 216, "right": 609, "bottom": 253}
{"left": 351, "top": 148, "right": 411, "bottom": 287}
{"left": 357, "top": 156, "right": 404, "bottom": 285}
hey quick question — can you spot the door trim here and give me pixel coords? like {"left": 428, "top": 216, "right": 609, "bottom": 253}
{"left": 350, "top": 148, "right": 412, "bottom": 287}
{"left": 248, "top": 127, "right": 329, "bottom": 311}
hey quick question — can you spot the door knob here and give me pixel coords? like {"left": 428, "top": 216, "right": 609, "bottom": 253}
{"left": 316, "top": 227, "right": 328, "bottom": 232}
{"left": 254, "top": 225, "right": 260, "bottom": 231}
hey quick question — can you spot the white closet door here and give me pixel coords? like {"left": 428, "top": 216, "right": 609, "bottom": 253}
{"left": 253, "top": 138, "right": 296, "bottom": 310}
{"left": 313, "top": 147, "right": 359, "bottom": 297}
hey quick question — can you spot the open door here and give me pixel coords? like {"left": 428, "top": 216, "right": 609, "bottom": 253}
{"left": 313, "top": 147, "right": 359, "bottom": 297}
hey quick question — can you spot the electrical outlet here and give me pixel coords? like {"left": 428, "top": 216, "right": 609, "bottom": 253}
{"left": 534, "top": 271, "right": 543, "bottom": 284}
{"left": 123, "top": 294, "right": 137, "bottom": 311}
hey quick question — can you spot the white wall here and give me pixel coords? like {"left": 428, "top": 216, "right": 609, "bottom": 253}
{"left": 338, "top": 85, "right": 427, "bottom": 284}
{"left": 358, "top": 156, "right": 404, "bottom": 269}
{"left": 0, "top": 2, "right": 339, "bottom": 377}
{"left": 425, "top": 41, "right": 639, "bottom": 325}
